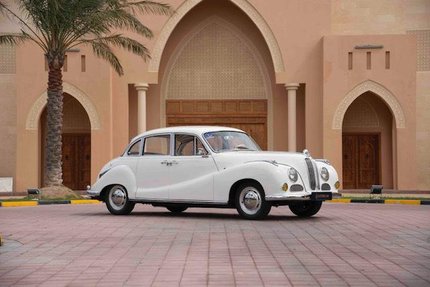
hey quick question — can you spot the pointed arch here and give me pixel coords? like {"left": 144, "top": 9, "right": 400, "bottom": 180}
{"left": 332, "top": 80, "right": 406, "bottom": 130}
{"left": 148, "top": 0, "right": 285, "bottom": 74}
{"left": 25, "top": 82, "right": 101, "bottom": 130}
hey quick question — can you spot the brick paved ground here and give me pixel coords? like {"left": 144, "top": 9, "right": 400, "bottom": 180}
{"left": 0, "top": 203, "right": 429, "bottom": 287}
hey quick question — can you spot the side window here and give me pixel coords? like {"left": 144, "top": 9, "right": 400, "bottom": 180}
{"left": 175, "top": 134, "right": 208, "bottom": 156}
{"left": 175, "top": 134, "right": 194, "bottom": 156}
{"left": 127, "top": 139, "right": 142, "bottom": 156}
{"left": 143, "top": 135, "right": 170, "bottom": 156}
{"left": 196, "top": 138, "right": 208, "bottom": 155}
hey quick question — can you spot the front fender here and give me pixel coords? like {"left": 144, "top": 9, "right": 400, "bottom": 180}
{"left": 213, "top": 161, "right": 305, "bottom": 202}
{"left": 315, "top": 161, "right": 340, "bottom": 192}
{"left": 90, "top": 165, "right": 137, "bottom": 199}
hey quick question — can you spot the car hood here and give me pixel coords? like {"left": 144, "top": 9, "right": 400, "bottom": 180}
{"left": 212, "top": 151, "right": 309, "bottom": 169}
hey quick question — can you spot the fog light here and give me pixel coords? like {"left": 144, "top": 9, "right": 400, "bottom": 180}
{"left": 281, "top": 183, "right": 288, "bottom": 191}
{"left": 334, "top": 181, "right": 340, "bottom": 189}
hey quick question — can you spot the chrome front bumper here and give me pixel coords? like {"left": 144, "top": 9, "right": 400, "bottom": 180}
{"left": 266, "top": 192, "right": 341, "bottom": 201}
{"left": 87, "top": 186, "right": 101, "bottom": 197}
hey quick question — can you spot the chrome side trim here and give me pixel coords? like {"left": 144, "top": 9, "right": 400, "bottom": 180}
{"left": 131, "top": 198, "right": 227, "bottom": 205}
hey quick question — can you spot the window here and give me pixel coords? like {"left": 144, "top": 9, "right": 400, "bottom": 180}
{"left": 348, "top": 52, "right": 353, "bottom": 70}
{"left": 144, "top": 135, "right": 170, "bottom": 155}
{"left": 366, "top": 52, "right": 371, "bottom": 70}
{"left": 385, "top": 51, "right": 390, "bottom": 69}
{"left": 81, "top": 55, "right": 86, "bottom": 72}
{"left": 175, "top": 134, "right": 208, "bottom": 156}
{"left": 64, "top": 55, "right": 68, "bottom": 72}
{"left": 204, "top": 131, "right": 260, "bottom": 153}
{"left": 127, "top": 139, "right": 141, "bottom": 156}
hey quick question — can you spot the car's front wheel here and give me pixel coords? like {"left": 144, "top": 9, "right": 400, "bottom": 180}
{"left": 289, "top": 201, "right": 322, "bottom": 217}
{"left": 106, "top": 185, "right": 135, "bottom": 215}
{"left": 235, "top": 182, "right": 271, "bottom": 220}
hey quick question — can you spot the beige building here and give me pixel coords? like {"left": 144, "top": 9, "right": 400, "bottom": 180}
{"left": 0, "top": 0, "right": 429, "bottom": 192}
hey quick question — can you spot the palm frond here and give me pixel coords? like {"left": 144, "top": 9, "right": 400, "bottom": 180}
{"left": 124, "top": 1, "right": 173, "bottom": 16}
{"left": 0, "top": 1, "right": 47, "bottom": 51}
{"left": 90, "top": 40, "right": 124, "bottom": 75}
{"left": 106, "top": 10, "right": 154, "bottom": 37}
{"left": 80, "top": 34, "right": 150, "bottom": 60}
{"left": 1, "top": 0, "right": 172, "bottom": 75}
{"left": 0, "top": 34, "right": 29, "bottom": 45}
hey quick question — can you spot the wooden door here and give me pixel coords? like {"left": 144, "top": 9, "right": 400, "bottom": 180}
{"left": 342, "top": 134, "right": 379, "bottom": 189}
{"left": 166, "top": 100, "right": 268, "bottom": 150}
{"left": 62, "top": 134, "right": 91, "bottom": 190}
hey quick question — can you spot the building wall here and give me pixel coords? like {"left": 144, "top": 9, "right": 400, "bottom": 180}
{"left": 0, "top": 11, "right": 19, "bottom": 190}
{"left": 0, "top": 73, "right": 16, "bottom": 183}
{"left": 14, "top": 42, "right": 114, "bottom": 191}
{"left": 0, "top": 0, "right": 429, "bottom": 191}
{"left": 331, "top": 0, "right": 430, "bottom": 34}
{"left": 322, "top": 35, "right": 417, "bottom": 190}
{"left": 330, "top": 0, "right": 430, "bottom": 190}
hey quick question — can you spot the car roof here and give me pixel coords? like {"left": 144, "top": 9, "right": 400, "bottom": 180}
{"left": 131, "top": 126, "right": 244, "bottom": 142}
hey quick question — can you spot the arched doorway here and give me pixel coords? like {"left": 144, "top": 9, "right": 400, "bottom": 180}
{"left": 40, "top": 94, "right": 91, "bottom": 190}
{"left": 342, "top": 92, "right": 394, "bottom": 189}
{"left": 158, "top": 0, "right": 276, "bottom": 150}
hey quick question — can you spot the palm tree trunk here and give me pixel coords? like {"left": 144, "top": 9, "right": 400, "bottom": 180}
{"left": 44, "top": 58, "right": 64, "bottom": 187}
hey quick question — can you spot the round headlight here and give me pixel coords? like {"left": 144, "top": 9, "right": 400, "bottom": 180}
{"left": 288, "top": 168, "right": 298, "bottom": 182}
{"left": 320, "top": 167, "right": 329, "bottom": 181}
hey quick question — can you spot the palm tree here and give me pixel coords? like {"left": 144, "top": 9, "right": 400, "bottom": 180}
{"left": 0, "top": 0, "right": 172, "bottom": 187}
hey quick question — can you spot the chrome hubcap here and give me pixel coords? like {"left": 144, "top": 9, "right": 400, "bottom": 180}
{"left": 239, "top": 187, "right": 262, "bottom": 215}
{"left": 110, "top": 188, "right": 126, "bottom": 209}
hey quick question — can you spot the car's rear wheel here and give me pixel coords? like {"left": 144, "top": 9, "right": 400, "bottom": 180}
{"left": 235, "top": 182, "right": 271, "bottom": 220}
{"left": 289, "top": 201, "right": 322, "bottom": 217}
{"left": 166, "top": 205, "right": 188, "bottom": 213}
{"left": 106, "top": 185, "right": 135, "bottom": 215}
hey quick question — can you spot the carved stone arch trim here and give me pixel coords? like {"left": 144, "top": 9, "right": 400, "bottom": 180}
{"left": 25, "top": 82, "right": 101, "bottom": 130}
{"left": 148, "top": 0, "right": 285, "bottom": 74}
{"left": 332, "top": 80, "right": 406, "bottom": 130}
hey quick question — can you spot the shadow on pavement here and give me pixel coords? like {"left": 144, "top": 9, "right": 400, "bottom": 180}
{"left": 76, "top": 209, "right": 332, "bottom": 221}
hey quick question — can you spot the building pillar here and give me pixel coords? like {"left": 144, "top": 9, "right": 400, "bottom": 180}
{"left": 135, "top": 83, "right": 149, "bottom": 134}
{"left": 285, "top": 83, "right": 300, "bottom": 152}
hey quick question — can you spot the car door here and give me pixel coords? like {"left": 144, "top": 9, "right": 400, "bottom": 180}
{"left": 168, "top": 134, "right": 218, "bottom": 201}
{"left": 135, "top": 134, "right": 172, "bottom": 199}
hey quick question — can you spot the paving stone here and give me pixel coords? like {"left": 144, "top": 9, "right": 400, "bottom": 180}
{"left": 0, "top": 203, "right": 429, "bottom": 286}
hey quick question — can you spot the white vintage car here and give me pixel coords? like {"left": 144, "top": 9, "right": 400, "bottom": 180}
{"left": 88, "top": 126, "right": 340, "bottom": 219}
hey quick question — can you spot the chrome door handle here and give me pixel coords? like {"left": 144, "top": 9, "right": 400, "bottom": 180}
{"left": 171, "top": 160, "right": 178, "bottom": 165}
{"left": 161, "top": 160, "right": 168, "bottom": 165}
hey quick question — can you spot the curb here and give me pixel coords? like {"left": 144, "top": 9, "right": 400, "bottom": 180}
{"left": 1, "top": 199, "right": 429, "bottom": 207}
{"left": 0, "top": 199, "right": 100, "bottom": 207}
{"left": 329, "top": 199, "right": 430, "bottom": 205}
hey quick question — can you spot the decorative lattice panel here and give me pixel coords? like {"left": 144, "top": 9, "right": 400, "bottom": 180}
{"left": 407, "top": 30, "right": 430, "bottom": 71}
{"left": 343, "top": 98, "right": 380, "bottom": 128}
{"left": 0, "top": 44, "right": 16, "bottom": 74}
{"left": 166, "top": 22, "right": 266, "bottom": 100}
{"left": 62, "top": 95, "right": 91, "bottom": 132}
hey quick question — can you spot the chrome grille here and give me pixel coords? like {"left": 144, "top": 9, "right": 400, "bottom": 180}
{"left": 305, "top": 158, "right": 316, "bottom": 190}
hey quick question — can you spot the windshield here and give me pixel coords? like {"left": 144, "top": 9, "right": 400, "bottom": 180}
{"left": 203, "top": 131, "right": 261, "bottom": 153}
